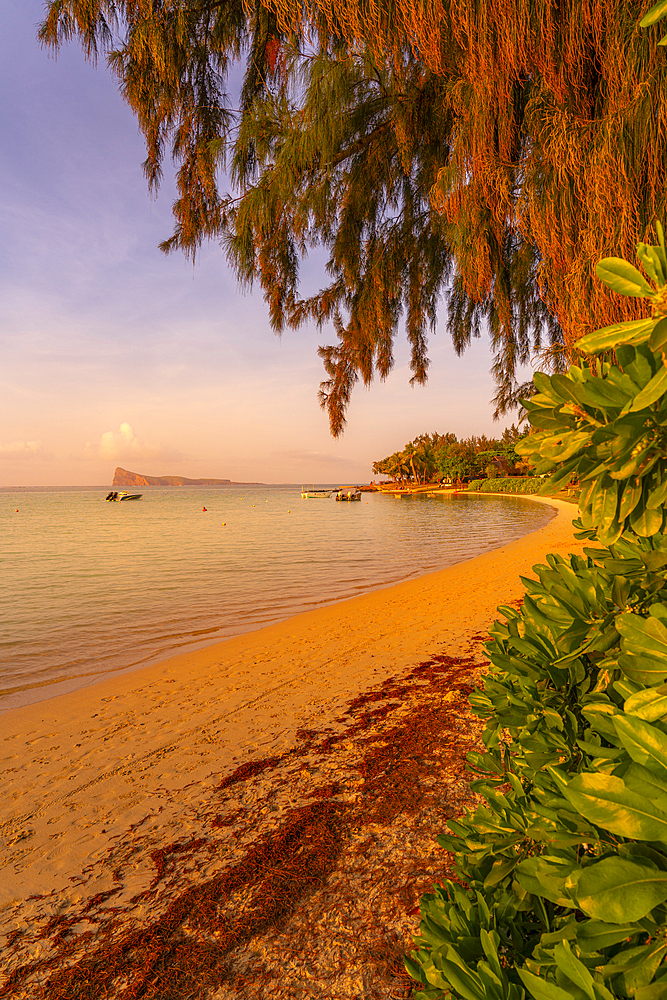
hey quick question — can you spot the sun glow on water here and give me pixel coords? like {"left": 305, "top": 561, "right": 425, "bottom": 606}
{"left": 0, "top": 485, "right": 553, "bottom": 709}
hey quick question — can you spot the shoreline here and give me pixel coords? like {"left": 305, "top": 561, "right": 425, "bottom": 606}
{"left": 1, "top": 497, "right": 583, "bottom": 995}
{"left": 1, "top": 489, "right": 557, "bottom": 714}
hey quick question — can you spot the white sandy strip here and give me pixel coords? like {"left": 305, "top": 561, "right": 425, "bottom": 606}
{"left": 0, "top": 498, "right": 582, "bottom": 927}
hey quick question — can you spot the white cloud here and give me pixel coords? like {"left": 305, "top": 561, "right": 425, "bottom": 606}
{"left": 85, "top": 423, "right": 183, "bottom": 463}
{"left": 0, "top": 440, "right": 52, "bottom": 460}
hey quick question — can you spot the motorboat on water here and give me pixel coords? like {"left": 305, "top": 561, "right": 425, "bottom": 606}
{"left": 336, "top": 488, "right": 362, "bottom": 502}
{"left": 106, "top": 491, "right": 143, "bottom": 502}
{"left": 301, "top": 486, "right": 335, "bottom": 498}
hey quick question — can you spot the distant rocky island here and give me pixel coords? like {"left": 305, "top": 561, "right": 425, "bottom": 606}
{"left": 112, "top": 467, "right": 263, "bottom": 487}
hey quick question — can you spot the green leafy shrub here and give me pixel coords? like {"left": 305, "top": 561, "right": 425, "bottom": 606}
{"left": 477, "top": 477, "right": 546, "bottom": 495}
{"left": 404, "top": 224, "right": 667, "bottom": 1000}
{"left": 467, "top": 478, "right": 545, "bottom": 493}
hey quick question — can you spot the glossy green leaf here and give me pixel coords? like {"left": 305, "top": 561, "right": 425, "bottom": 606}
{"left": 608, "top": 446, "right": 638, "bottom": 481}
{"left": 532, "top": 370, "right": 560, "bottom": 398}
{"left": 617, "top": 677, "right": 654, "bottom": 700}
{"left": 613, "top": 714, "right": 667, "bottom": 777}
{"left": 543, "top": 458, "right": 582, "bottom": 493}
{"left": 612, "top": 445, "right": 653, "bottom": 481}
{"left": 635, "top": 982, "right": 667, "bottom": 1000}
{"left": 619, "top": 653, "right": 667, "bottom": 686}
{"left": 598, "top": 517, "right": 624, "bottom": 546}
{"left": 631, "top": 502, "right": 664, "bottom": 537}
{"left": 616, "top": 409, "right": 653, "bottom": 436}
{"left": 527, "top": 406, "right": 572, "bottom": 431}
{"left": 639, "top": 245, "right": 662, "bottom": 285}
{"left": 625, "top": 685, "right": 667, "bottom": 722}
{"left": 622, "top": 940, "right": 667, "bottom": 995}
{"left": 403, "top": 955, "right": 429, "bottom": 988}
{"left": 596, "top": 258, "right": 655, "bottom": 298}
{"left": 579, "top": 379, "right": 632, "bottom": 409}
{"left": 547, "top": 373, "right": 584, "bottom": 405}
{"left": 577, "top": 738, "right": 624, "bottom": 759}
{"left": 582, "top": 702, "right": 621, "bottom": 742}
{"left": 646, "top": 476, "right": 667, "bottom": 510}
{"left": 611, "top": 573, "right": 631, "bottom": 608}
{"left": 600, "top": 479, "right": 620, "bottom": 526}
{"left": 553, "top": 769, "right": 667, "bottom": 842}
{"left": 516, "top": 429, "right": 550, "bottom": 455}
{"left": 640, "top": 0, "right": 667, "bottom": 27}
{"left": 624, "top": 762, "right": 667, "bottom": 802}
{"left": 628, "top": 364, "right": 667, "bottom": 411}
{"left": 619, "top": 478, "right": 644, "bottom": 519}
{"left": 639, "top": 244, "right": 667, "bottom": 287}
{"left": 577, "top": 318, "right": 655, "bottom": 353}
{"left": 649, "top": 317, "right": 667, "bottom": 352}
{"left": 519, "top": 969, "right": 579, "bottom": 1000}
{"left": 483, "top": 857, "right": 517, "bottom": 887}
{"left": 591, "top": 475, "right": 612, "bottom": 524}
{"left": 538, "top": 431, "right": 590, "bottom": 462}
{"left": 575, "top": 856, "right": 667, "bottom": 921}
{"left": 576, "top": 920, "right": 642, "bottom": 950}
{"left": 515, "top": 857, "right": 573, "bottom": 905}
{"left": 480, "top": 928, "right": 504, "bottom": 983}
{"left": 618, "top": 612, "right": 667, "bottom": 662}
{"left": 436, "top": 948, "right": 486, "bottom": 1000}
{"left": 553, "top": 941, "right": 596, "bottom": 1000}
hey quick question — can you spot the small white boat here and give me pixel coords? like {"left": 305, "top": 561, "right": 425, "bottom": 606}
{"left": 336, "top": 488, "right": 362, "bottom": 502}
{"left": 301, "top": 486, "right": 334, "bottom": 498}
{"left": 106, "top": 491, "right": 142, "bottom": 502}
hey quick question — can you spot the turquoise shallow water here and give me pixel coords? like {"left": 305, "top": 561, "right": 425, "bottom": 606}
{"left": 0, "top": 485, "right": 554, "bottom": 710}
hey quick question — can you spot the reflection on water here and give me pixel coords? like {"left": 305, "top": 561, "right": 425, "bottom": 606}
{"left": 0, "top": 486, "right": 554, "bottom": 708}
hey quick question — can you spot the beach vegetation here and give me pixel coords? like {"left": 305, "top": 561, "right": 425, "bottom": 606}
{"left": 467, "top": 477, "right": 547, "bottom": 496}
{"left": 373, "top": 427, "right": 527, "bottom": 485}
{"left": 404, "top": 226, "right": 667, "bottom": 998}
{"left": 38, "top": 0, "right": 667, "bottom": 434}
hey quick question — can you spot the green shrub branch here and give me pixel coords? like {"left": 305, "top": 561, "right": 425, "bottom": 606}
{"left": 404, "top": 224, "right": 667, "bottom": 1000}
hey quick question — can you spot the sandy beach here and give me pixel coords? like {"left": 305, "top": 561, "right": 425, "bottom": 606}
{"left": 1, "top": 497, "right": 583, "bottom": 999}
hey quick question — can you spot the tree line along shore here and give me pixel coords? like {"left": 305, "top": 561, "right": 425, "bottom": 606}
{"left": 372, "top": 426, "right": 535, "bottom": 485}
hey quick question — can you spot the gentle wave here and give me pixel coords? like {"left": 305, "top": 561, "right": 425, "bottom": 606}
{"left": 0, "top": 485, "right": 553, "bottom": 709}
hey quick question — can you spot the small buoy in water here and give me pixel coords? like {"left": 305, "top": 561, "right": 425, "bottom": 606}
{"left": 203, "top": 507, "right": 207, "bottom": 511}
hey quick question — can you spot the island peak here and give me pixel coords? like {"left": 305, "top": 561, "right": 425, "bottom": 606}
{"left": 112, "top": 467, "right": 263, "bottom": 487}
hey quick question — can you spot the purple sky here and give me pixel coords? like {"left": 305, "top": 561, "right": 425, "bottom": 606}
{"left": 0, "top": 3, "right": 529, "bottom": 486}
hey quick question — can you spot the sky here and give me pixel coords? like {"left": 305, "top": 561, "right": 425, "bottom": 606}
{"left": 0, "top": 3, "right": 531, "bottom": 487}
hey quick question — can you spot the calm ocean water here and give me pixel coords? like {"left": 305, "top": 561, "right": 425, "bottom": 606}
{"left": 0, "top": 485, "right": 553, "bottom": 710}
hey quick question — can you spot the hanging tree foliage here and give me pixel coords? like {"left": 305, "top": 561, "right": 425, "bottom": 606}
{"left": 38, "top": 0, "right": 667, "bottom": 434}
